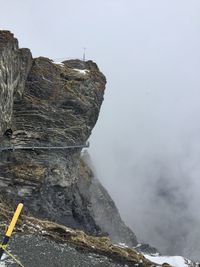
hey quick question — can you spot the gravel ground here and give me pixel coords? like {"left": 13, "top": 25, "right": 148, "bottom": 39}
{"left": 0, "top": 233, "right": 128, "bottom": 267}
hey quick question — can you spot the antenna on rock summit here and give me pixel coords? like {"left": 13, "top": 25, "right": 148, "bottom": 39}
{"left": 83, "top": 47, "right": 86, "bottom": 61}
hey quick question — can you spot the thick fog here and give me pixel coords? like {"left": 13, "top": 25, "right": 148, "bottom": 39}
{"left": 1, "top": 0, "right": 200, "bottom": 259}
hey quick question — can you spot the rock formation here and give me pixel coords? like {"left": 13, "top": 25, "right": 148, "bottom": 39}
{"left": 0, "top": 30, "right": 137, "bottom": 246}
{"left": 0, "top": 31, "right": 198, "bottom": 267}
{"left": 0, "top": 31, "right": 32, "bottom": 136}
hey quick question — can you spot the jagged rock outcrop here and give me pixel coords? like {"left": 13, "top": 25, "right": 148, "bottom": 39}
{"left": 0, "top": 31, "right": 198, "bottom": 267}
{"left": 0, "top": 31, "right": 32, "bottom": 136}
{"left": 0, "top": 30, "right": 105, "bottom": 234}
{"left": 0, "top": 30, "right": 138, "bottom": 247}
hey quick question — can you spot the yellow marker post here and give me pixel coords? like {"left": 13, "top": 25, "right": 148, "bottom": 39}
{"left": 0, "top": 203, "right": 23, "bottom": 260}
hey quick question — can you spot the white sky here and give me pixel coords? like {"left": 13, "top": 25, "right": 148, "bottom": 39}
{"left": 1, "top": 0, "right": 200, "bottom": 259}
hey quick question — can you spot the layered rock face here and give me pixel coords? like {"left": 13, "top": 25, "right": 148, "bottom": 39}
{"left": 0, "top": 31, "right": 137, "bottom": 246}
{"left": 0, "top": 31, "right": 32, "bottom": 135}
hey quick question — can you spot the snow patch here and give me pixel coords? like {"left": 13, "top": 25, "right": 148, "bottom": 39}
{"left": 73, "top": 68, "right": 89, "bottom": 75}
{"left": 117, "top": 242, "right": 129, "bottom": 248}
{"left": 52, "top": 61, "right": 65, "bottom": 67}
{"left": 0, "top": 254, "right": 12, "bottom": 266}
{"left": 144, "top": 255, "right": 192, "bottom": 267}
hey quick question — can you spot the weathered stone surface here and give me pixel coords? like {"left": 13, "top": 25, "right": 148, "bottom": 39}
{"left": 0, "top": 31, "right": 138, "bottom": 247}
{"left": 0, "top": 31, "right": 32, "bottom": 136}
{"left": 0, "top": 59, "right": 105, "bottom": 234}
{"left": 0, "top": 31, "right": 197, "bottom": 266}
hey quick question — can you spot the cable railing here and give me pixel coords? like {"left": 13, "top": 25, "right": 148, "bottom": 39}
{"left": 0, "top": 142, "right": 89, "bottom": 152}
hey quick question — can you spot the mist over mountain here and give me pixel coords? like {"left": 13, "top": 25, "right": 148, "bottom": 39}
{"left": 1, "top": 0, "right": 200, "bottom": 263}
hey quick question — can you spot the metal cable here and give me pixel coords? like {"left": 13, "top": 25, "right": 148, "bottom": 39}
{"left": 0, "top": 143, "right": 89, "bottom": 152}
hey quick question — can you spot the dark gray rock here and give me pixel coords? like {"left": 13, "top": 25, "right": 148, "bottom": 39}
{"left": 79, "top": 151, "right": 137, "bottom": 246}
{"left": 134, "top": 244, "right": 159, "bottom": 255}
{"left": 0, "top": 54, "right": 105, "bottom": 234}
{"left": 0, "top": 31, "right": 106, "bottom": 235}
{"left": 0, "top": 233, "right": 132, "bottom": 267}
{"left": 89, "top": 177, "right": 138, "bottom": 246}
{"left": 0, "top": 30, "right": 138, "bottom": 247}
{"left": 0, "top": 30, "right": 196, "bottom": 267}
{"left": 0, "top": 31, "right": 32, "bottom": 136}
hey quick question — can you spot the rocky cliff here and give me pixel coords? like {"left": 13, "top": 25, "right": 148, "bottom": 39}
{"left": 0, "top": 30, "right": 137, "bottom": 247}
{"left": 0, "top": 31, "right": 198, "bottom": 267}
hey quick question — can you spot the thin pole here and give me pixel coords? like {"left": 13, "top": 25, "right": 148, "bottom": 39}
{"left": 0, "top": 203, "right": 23, "bottom": 260}
{"left": 83, "top": 47, "right": 86, "bottom": 61}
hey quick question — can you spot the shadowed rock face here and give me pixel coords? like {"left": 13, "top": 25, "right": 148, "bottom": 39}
{"left": 89, "top": 177, "right": 138, "bottom": 246}
{"left": 0, "top": 31, "right": 106, "bottom": 234}
{"left": 0, "top": 31, "right": 32, "bottom": 135}
{"left": 0, "top": 31, "right": 137, "bottom": 246}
